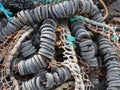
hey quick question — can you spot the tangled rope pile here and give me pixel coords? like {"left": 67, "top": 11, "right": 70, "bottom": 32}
{"left": 0, "top": 0, "right": 120, "bottom": 90}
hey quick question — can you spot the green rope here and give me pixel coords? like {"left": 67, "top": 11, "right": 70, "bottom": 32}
{"left": 31, "top": 0, "right": 35, "bottom": 3}
{"left": 66, "top": 35, "right": 76, "bottom": 48}
{"left": 111, "top": 25, "right": 119, "bottom": 43}
{"left": 46, "top": 0, "right": 51, "bottom": 4}
{"left": 69, "top": 15, "right": 85, "bottom": 22}
{"left": 110, "top": 34, "right": 119, "bottom": 43}
{"left": 56, "top": 0, "right": 59, "bottom": 4}
{"left": 113, "top": 25, "right": 118, "bottom": 31}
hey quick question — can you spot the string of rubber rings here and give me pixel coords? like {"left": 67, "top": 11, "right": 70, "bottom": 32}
{"left": 0, "top": 0, "right": 120, "bottom": 90}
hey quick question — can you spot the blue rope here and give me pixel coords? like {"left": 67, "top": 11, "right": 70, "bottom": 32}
{"left": 0, "top": 2, "right": 12, "bottom": 21}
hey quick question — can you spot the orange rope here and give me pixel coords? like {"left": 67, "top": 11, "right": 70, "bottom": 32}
{"left": 98, "top": 0, "right": 109, "bottom": 20}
